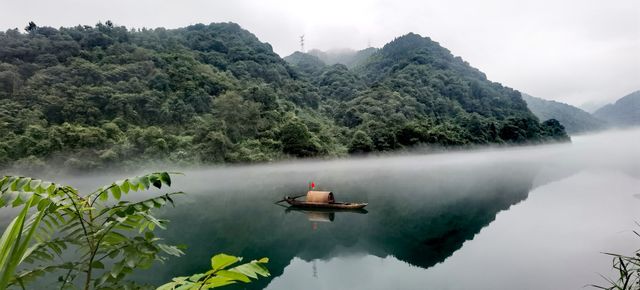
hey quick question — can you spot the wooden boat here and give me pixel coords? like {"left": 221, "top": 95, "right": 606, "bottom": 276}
{"left": 284, "top": 198, "right": 368, "bottom": 209}
{"left": 284, "top": 207, "right": 368, "bottom": 215}
{"left": 283, "top": 191, "right": 368, "bottom": 210}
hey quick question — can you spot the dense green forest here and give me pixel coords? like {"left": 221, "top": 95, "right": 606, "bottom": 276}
{"left": 521, "top": 93, "right": 606, "bottom": 134}
{"left": 0, "top": 22, "right": 567, "bottom": 171}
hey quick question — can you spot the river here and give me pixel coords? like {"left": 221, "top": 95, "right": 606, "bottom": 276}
{"left": 4, "top": 128, "right": 640, "bottom": 289}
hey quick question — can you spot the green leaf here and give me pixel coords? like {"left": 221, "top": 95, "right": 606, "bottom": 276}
{"left": 108, "top": 249, "right": 120, "bottom": 259}
{"left": 204, "top": 276, "right": 236, "bottom": 288}
{"left": 127, "top": 177, "right": 139, "bottom": 191}
{"left": 0, "top": 196, "right": 44, "bottom": 289}
{"left": 216, "top": 270, "right": 251, "bottom": 283}
{"left": 110, "top": 262, "right": 123, "bottom": 278}
{"left": 39, "top": 181, "right": 51, "bottom": 192}
{"left": 158, "top": 244, "right": 185, "bottom": 257}
{"left": 29, "top": 180, "right": 42, "bottom": 191}
{"left": 91, "top": 261, "right": 105, "bottom": 269}
{"left": 8, "top": 178, "right": 19, "bottom": 191}
{"left": 211, "top": 253, "right": 240, "bottom": 272}
{"left": 11, "top": 192, "right": 29, "bottom": 207}
{"left": 139, "top": 176, "right": 150, "bottom": 189}
{"left": 46, "top": 183, "right": 56, "bottom": 195}
{"left": 125, "top": 255, "right": 137, "bottom": 268}
{"left": 0, "top": 207, "right": 30, "bottom": 286}
{"left": 4, "top": 177, "right": 18, "bottom": 191}
{"left": 102, "top": 232, "right": 128, "bottom": 244}
{"left": 13, "top": 177, "right": 30, "bottom": 191}
{"left": 36, "top": 198, "right": 51, "bottom": 211}
{"left": 0, "top": 192, "right": 17, "bottom": 208}
{"left": 154, "top": 198, "right": 167, "bottom": 207}
{"left": 0, "top": 176, "right": 8, "bottom": 191}
{"left": 156, "top": 281, "right": 181, "bottom": 290}
{"left": 121, "top": 181, "right": 130, "bottom": 193}
{"left": 143, "top": 200, "right": 155, "bottom": 208}
{"left": 171, "top": 282, "right": 195, "bottom": 290}
{"left": 231, "top": 260, "right": 270, "bottom": 279}
{"left": 171, "top": 276, "right": 189, "bottom": 283}
{"left": 99, "top": 191, "right": 108, "bottom": 201}
{"left": 160, "top": 172, "right": 171, "bottom": 187}
{"left": 111, "top": 186, "right": 122, "bottom": 200}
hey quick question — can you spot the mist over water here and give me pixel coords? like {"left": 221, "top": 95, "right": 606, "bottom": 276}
{"left": 3, "top": 128, "right": 639, "bottom": 289}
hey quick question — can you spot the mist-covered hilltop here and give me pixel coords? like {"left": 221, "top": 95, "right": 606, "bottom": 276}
{"left": 306, "top": 47, "right": 378, "bottom": 68}
{"left": 0, "top": 22, "right": 567, "bottom": 171}
{"left": 521, "top": 94, "right": 606, "bottom": 134}
{"left": 284, "top": 47, "right": 378, "bottom": 70}
{"left": 593, "top": 91, "right": 640, "bottom": 127}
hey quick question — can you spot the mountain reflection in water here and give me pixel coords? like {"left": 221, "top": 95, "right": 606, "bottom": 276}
{"left": 10, "top": 129, "right": 637, "bottom": 290}
{"left": 131, "top": 151, "right": 545, "bottom": 289}
{"left": 144, "top": 129, "right": 638, "bottom": 290}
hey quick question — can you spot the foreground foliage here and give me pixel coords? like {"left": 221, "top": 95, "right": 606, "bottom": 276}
{"left": 0, "top": 173, "right": 270, "bottom": 289}
{"left": 593, "top": 227, "right": 640, "bottom": 290}
{"left": 0, "top": 172, "right": 184, "bottom": 289}
{"left": 158, "top": 253, "right": 269, "bottom": 290}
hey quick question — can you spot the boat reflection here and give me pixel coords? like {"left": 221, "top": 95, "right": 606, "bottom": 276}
{"left": 284, "top": 207, "right": 368, "bottom": 223}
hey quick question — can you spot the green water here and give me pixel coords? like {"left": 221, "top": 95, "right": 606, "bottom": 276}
{"left": 7, "top": 129, "right": 640, "bottom": 289}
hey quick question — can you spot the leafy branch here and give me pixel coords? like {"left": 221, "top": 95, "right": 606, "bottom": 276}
{"left": 0, "top": 173, "right": 270, "bottom": 289}
{"left": 158, "top": 253, "right": 270, "bottom": 290}
{"left": 592, "top": 227, "right": 640, "bottom": 290}
{"left": 0, "top": 173, "right": 184, "bottom": 289}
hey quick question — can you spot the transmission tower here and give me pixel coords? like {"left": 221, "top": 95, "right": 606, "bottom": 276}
{"left": 300, "top": 35, "right": 305, "bottom": 52}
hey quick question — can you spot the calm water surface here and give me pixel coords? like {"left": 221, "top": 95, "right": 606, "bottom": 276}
{"left": 7, "top": 129, "right": 640, "bottom": 289}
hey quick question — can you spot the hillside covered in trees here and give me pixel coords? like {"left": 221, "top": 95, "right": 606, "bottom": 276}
{"left": 593, "top": 91, "right": 640, "bottom": 127}
{"left": 521, "top": 93, "right": 606, "bottom": 134}
{"left": 0, "top": 22, "right": 568, "bottom": 171}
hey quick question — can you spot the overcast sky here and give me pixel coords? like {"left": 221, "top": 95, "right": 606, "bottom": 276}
{"left": 1, "top": 0, "right": 638, "bottom": 108}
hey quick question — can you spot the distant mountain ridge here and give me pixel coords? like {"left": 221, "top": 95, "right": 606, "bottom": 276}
{"left": 306, "top": 47, "right": 378, "bottom": 68}
{"left": 283, "top": 47, "right": 378, "bottom": 71}
{"left": 594, "top": 91, "right": 640, "bottom": 127}
{"left": 521, "top": 94, "right": 606, "bottom": 134}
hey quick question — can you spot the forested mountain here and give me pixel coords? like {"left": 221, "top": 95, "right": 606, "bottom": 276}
{"left": 282, "top": 51, "right": 326, "bottom": 76}
{"left": 340, "top": 33, "right": 568, "bottom": 147}
{"left": 305, "top": 47, "right": 378, "bottom": 68}
{"left": 593, "top": 91, "right": 640, "bottom": 127}
{"left": 0, "top": 22, "right": 567, "bottom": 171}
{"left": 521, "top": 94, "right": 606, "bottom": 134}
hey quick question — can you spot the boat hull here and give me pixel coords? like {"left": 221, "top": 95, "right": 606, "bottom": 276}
{"left": 285, "top": 207, "right": 368, "bottom": 214}
{"left": 285, "top": 199, "right": 368, "bottom": 209}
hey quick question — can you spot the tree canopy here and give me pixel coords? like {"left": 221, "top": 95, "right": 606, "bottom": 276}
{"left": 0, "top": 22, "right": 568, "bottom": 171}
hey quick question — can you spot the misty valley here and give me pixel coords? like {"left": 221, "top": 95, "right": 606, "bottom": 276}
{"left": 3, "top": 128, "right": 638, "bottom": 290}
{"left": 0, "top": 16, "right": 638, "bottom": 290}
